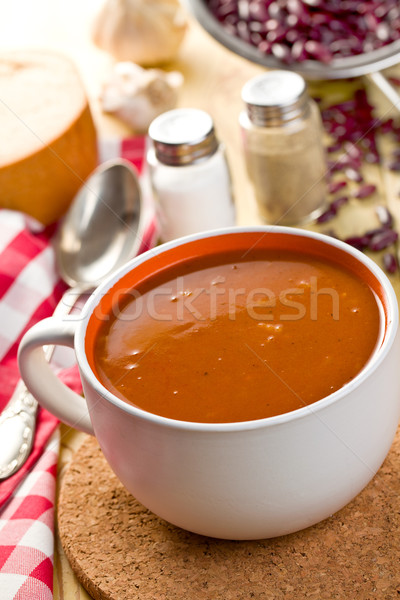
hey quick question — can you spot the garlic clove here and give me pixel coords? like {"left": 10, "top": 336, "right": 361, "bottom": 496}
{"left": 91, "top": 0, "right": 187, "bottom": 67}
{"left": 100, "top": 61, "right": 184, "bottom": 133}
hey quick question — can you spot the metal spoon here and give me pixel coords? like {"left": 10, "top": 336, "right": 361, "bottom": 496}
{"left": 0, "top": 158, "right": 144, "bottom": 480}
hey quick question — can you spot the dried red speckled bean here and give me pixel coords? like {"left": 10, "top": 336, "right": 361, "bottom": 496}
{"left": 354, "top": 184, "right": 377, "bottom": 199}
{"left": 375, "top": 205, "right": 394, "bottom": 228}
{"left": 383, "top": 252, "right": 398, "bottom": 274}
{"left": 345, "top": 168, "right": 363, "bottom": 183}
{"left": 364, "top": 226, "right": 391, "bottom": 240}
{"left": 316, "top": 207, "right": 337, "bottom": 223}
{"left": 368, "top": 229, "right": 398, "bottom": 251}
{"left": 330, "top": 195, "right": 349, "bottom": 211}
{"left": 328, "top": 180, "right": 347, "bottom": 194}
{"left": 380, "top": 118, "right": 395, "bottom": 134}
{"left": 389, "top": 160, "right": 400, "bottom": 172}
{"left": 343, "top": 235, "right": 370, "bottom": 251}
{"left": 327, "top": 142, "right": 342, "bottom": 153}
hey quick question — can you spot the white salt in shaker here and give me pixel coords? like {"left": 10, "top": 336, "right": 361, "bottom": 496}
{"left": 240, "top": 71, "right": 328, "bottom": 225}
{"left": 147, "top": 108, "right": 236, "bottom": 242}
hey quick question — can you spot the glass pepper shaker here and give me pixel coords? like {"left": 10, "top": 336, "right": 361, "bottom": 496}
{"left": 239, "top": 71, "right": 328, "bottom": 225}
{"left": 147, "top": 108, "right": 236, "bottom": 243}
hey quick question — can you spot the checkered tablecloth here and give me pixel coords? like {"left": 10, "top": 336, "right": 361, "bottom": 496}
{"left": 0, "top": 432, "right": 59, "bottom": 600}
{"left": 0, "top": 209, "right": 72, "bottom": 511}
{"left": 0, "top": 137, "right": 157, "bottom": 599}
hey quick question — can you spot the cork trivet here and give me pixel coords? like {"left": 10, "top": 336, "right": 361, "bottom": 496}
{"left": 58, "top": 431, "right": 400, "bottom": 600}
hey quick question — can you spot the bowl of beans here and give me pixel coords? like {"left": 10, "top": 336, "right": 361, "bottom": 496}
{"left": 185, "top": 0, "right": 400, "bottom": 79}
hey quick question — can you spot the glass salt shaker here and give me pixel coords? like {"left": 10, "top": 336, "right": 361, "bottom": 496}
{"left": 239, "top": 71, "right": 328, "bottom": 225}
{"left": 147, "top": 108, "right": 236, "bottom": 243}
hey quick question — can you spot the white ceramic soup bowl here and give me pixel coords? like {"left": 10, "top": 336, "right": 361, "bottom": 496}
{"left": 18, "top": 226, "right": 400, "bottom": 540}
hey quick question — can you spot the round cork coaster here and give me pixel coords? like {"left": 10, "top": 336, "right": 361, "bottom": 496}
{"left": 58, "top": 432, "right": 400, "bottom": 600}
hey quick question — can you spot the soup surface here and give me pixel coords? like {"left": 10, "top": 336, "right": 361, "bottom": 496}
{"left": 91, "top": 248, "right": 381, "bottom": 423}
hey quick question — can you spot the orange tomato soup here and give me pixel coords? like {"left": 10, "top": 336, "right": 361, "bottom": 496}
{"left": 90, "top": 247, "right": 381, "bottom": 423}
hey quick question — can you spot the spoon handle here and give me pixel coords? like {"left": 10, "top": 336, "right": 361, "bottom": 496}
{"left": 0, "top": 288, "right": 82, "bottom": 480}
{"left": 0, "top": 346, "right": 53, "bottom": 480}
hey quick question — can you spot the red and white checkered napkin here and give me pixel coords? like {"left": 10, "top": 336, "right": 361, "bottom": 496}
{"left": 0, "top": 432, "right": 59, "bottom": 600}
{"left": 0, "top": 137, "right": 157, "bottom": 599}
{"left": 0, "top": 209, "right": 70, "bottom": 511}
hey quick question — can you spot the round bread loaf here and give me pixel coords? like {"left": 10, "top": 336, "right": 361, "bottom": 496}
{"left": 0, "top": 50, "right": 98, "bottom": 224}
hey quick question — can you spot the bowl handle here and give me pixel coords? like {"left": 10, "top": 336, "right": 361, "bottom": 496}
{"left": 18, "top": 317, "right": 94, "bottom": 435}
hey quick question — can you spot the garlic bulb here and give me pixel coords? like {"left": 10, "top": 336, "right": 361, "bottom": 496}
{"left": 91, "top": 0, "right": 187, "bottom": 66}
{"left": 100, "top": 62, "right": 184, "bottom": 132}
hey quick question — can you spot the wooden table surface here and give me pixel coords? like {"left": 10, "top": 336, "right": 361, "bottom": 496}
{"left": 1, "top": 1, "right": 400, "bottom": 598}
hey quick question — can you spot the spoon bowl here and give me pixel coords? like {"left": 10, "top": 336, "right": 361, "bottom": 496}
{"left": 55, "top": 158, "right": 144, "bottom": 291}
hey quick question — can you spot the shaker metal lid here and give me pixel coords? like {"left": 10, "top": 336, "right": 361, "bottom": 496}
{"left": 148, "top": 108, "right": 218, "bottom": 166}
{"left": 241, "top": 71, "right": 306, "bottom": 107}
{"left": 241, "top": 71, "right": 308, "bottom": 126}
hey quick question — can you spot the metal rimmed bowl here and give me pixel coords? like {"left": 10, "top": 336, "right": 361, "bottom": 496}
{"left": 184, "top": 0, "right": 400, "bottom": 107}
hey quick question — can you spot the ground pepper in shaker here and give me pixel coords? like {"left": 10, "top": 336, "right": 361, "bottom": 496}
{"left": 239, "top": 71, "right": 328, "bottom": 225}
{"left": 147, "top": 108, "right": 236, "bottom": 242}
